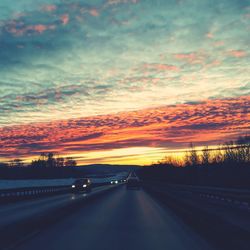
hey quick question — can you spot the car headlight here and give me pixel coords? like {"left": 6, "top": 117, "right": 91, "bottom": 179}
{"left": 115, "top": 180, "right": 118, "bottom": 184}
{"left": 83, "top": 184, "right": 87, "bottom": 187}
{"left": 72, "top": 185, "right": 75, "bottom": 188}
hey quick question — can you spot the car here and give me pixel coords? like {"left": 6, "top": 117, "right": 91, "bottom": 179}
{"left": 110, "top": 180, "right": 119, "bottom": 185}
{"left": 71, "top": 178, "right": 92, "bottom": 193}
{"left": 126, "top": 178, "right": 141, "bottom": 190}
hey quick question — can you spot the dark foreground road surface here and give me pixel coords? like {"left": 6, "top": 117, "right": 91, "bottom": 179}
{"left": 12, "top": 186, "right": 213, "bottom": 250}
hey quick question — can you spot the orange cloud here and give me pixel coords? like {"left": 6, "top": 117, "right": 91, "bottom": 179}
{"left": 0, "top": 96, "right": 249, "bottom": 163}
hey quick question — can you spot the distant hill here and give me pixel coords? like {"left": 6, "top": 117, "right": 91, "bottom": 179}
{"left": 0, "top": 163, "right": 141, "bottom": 180}
{"left": 75, "top": 164, "right": 141, "bottom": 174}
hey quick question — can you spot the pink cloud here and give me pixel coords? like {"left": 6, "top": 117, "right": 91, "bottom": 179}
{"left": 29, "top": 24, "right": 47, "bottom": 34}
{"left": 228, "top": 50, "right": 247, "bottom": 58}
{"left": 143, "top": 63, "right": 179, "bottom": 71}
{"left": 174, "top": 52, "right": 205, "bottom": 65}
{"left": 213, "top": 41, "right": 224, "bottom": 47}
{"left": 175, "top": 53, "right": 196, "bottom": 60}
{"left": 6, "top": 23, "right": 56, "bottom": 36}
{"left": 209, "top": 60, "right": 221, "bottom": 67}
{"left": 42, "top": 5, "right": 57, "bottom": 12}
{"left": 206, "top": 32, "right": 213, "bottom": 39}
{"left": 106, "top": 0, "right": 139, "bottom": 6}
{"left": 60, "top": 14, "right": 69, "bottom": 25}
{"left": 243, "top": 13, "right": 250, "bottom": 19}
{"left": 106, "top": 0, "right": 122, "bottom": 5}
{"left": 12, "top": 12, "right": 26, "bottom": 19}
{"left": 89, "top": 9, "right": 99, "bottom": 17}
{"left": 26, "top": 24, "right": 56, "bottom": 34}
{"left": 7, "top": 27, "right": 25, "bottom": 36}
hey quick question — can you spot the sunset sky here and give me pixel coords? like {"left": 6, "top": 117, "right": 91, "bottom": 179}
{"left": 0, "top": 0, "right": 249, "bottom": 165}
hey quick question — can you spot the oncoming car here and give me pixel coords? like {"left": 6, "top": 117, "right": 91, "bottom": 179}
{"left": 126, "top": 178, "right": 141, "bottom": 190}
{"left": 110, "top": 180, "right": 119, "bottom": 185}
{"left": 71, "top": 178, "right": 92, "bottom": 193}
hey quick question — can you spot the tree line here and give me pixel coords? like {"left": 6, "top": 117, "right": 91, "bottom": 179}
{"left": 138, "top": 135, "right": 250, "bottom": 189}
{"left": 155, "top": 135, "right": 250, "bottom": 167}
{"left": 6, "top": 153, "right": 77, "bottom": 168}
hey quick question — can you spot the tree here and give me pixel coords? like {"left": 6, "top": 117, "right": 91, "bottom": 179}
{"left": 224, "top": 142, "right": 239, "bottom": 163}
{"left": 10, "top": 159, "right": 24, "bottom": 167}
{"left": 161, "top": 155, "right": 182, "bottom": 167}
{"left": 184, "top": 143, "right": 199, "bottom": 166}
{"left": 30, "top": 153, "right": 47, "bottom": 168}
{"left": 30, "top": 153, "right": 77, "bottom": 168}
{"left": 0, "top": 162, "right": 9, "bottom": 168}
{"left": 211, "top": 145, "right": 224, "bottom": 164}
{"left": 47, "top": 152, "right": 56, "bottom": 168}
{"left": 65, "top": 157, "right": 77, "bottom": 167}
{"left": 56, "top": 157, "right": 65, "bottom": 167}
{"left": 184, "top": 150, "right": 192, "bottom": 166}
{"left": 201, "top": 146, "right": 210, "bottom": 165}
{"left": 39, "top": 152, "right": 47, "bottom": 162}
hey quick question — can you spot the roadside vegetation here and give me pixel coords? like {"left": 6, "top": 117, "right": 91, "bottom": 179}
{"left": 5, "top": 153, "right": 77, "bottom": 168}
{"left": 138, "top": 135, "right": 250, "bottom": 189}
{"left": 0, "top": 153, "right": 79, "bottom": 179}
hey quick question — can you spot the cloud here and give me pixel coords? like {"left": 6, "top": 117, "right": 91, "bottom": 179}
{"left": 206, "top": 32, "right": 213, "bottom": 39}
{"left": 89, "top": 9, "right": 99, "bottom": 17}
{"left": 41, "top": 5, "right": 57, "bottom": 12}
{"left": 142, "top": 63, "right": 179, "bottom": 72}
{"left": 228, "top": 50, "right": 247, "bottom": 58}
{"left": 174, "top": 52, "right": 206, "bottom": 65}
{"left": 0, "top": 96, "right": 249, "bottom": 161}
{"left": 0, "top": 0, "right": 249, "bottom": 163}
{"left": 105, "top": 0, "right": 139, "bottom": 6}
{"left": 60, "top": 14, "right": 69, "bottom": 25}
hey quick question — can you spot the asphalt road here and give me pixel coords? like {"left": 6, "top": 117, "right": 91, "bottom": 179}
{"left": 13, "top": 185, "right": 213, "bottom": 250}
{"left": 0, "top": 185, "right": 114, "bottom": 229}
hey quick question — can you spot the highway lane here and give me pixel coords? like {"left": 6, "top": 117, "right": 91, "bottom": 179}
{"left": 14, "top": 185, "right": 213, "bottom": 250}
{"left": 0, "top": 185, "right": 115, "bottom": 229}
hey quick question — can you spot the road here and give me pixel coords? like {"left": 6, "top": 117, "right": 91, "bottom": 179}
{"left": 12, "top": 185, "right": 213, "bottom": 250}
{"left": 0, "top": 185, "right": 114, "bottom": 229}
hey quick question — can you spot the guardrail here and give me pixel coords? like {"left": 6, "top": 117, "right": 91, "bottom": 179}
{"left": 175, "top": 184, "right": 250, "bottom": 207}
{"left": 0, "top": 183, "right": 123, "bottom": 250}
{"left": 0, "top": 182, "right": 111, "bottom": 203}
{"left": 143, "top": 181, "right": 250, "bottom": 250}
{"left": 143, "top": 181, "right": 250, "bottom": 211}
